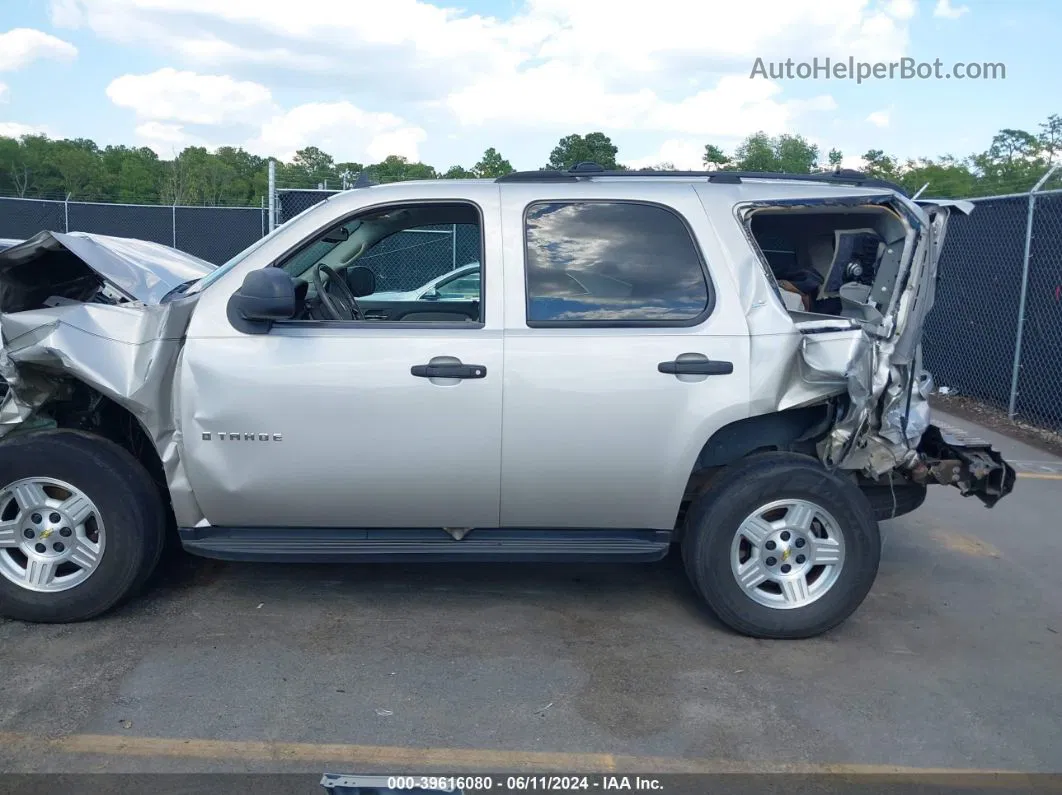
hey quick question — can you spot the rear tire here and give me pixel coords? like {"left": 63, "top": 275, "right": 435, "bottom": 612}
{"left": 0, "top": 430, "right": 166, "bottom": 623}
{"left": 682, "top": 452, "right": 880, "bottom": 639}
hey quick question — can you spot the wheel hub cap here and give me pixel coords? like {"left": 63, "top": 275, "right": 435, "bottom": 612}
{"left": 729, "top": 498, "right": 845, "bottom": 610}
{"left": 0, "top": 477, "right": 106, "bottom": 593}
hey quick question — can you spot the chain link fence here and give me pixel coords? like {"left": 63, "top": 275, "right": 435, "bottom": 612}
{"left": 276, "top": 189, "right": 480, "bottom": 292}
{"left": 923, "top": 176, "right": 1062, "bottom": 432}
{"left": 0, "top": 196, "right": 266, "bottom": 265}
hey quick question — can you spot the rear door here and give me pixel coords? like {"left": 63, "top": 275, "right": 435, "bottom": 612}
{"left": 497, "top": 183, "right": 752, "bottom": 530}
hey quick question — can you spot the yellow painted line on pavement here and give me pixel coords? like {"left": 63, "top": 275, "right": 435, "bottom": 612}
{"left": 931, "top": 530, "right": 1002, "bottom": 558}
{"left": 1017, "top": 472, "right": 1062, "bottom": 480}
{"left": 0, "top": 731, "right": 1051, "bottom": 783}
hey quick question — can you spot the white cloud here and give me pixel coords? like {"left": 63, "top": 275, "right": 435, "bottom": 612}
{"left": 934, "top": 0, "right": 970, "bottom": 19}
{"left": 247, "top": 101, "right": 428, "bottom": 163}
{"left": 885, "top": 0, "right": 917, "bottom": 20}
{"left": 624, "top": 140, "right": 710, "bottom": 171}
{"left": 51, "top": 0, "right": 916, "bottom": 144}
{"left": 0, "top": 121, "right": 52, "bottom": 138}
{"left": 841, "top": 153, "right": 866, "bottom": 170}
{"left": 867, "top": 109, "right": 891, "bottom": 128}
{"left": 0, "top": 28, "right": 78, "bottom": 71}
{"left": 107, "top": 68, "right": 274, "bottom": 125}
{"left": 449, "top": 69, "right": 836, "bottom": 136}
{"left": 133, "top": 121, "right": 210, "bottom": 155}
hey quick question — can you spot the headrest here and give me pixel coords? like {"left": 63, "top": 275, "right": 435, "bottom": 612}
{"left": 346, "top": 266, "right": 376, "bottom": 297}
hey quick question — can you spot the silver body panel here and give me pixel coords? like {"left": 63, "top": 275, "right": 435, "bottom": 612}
{"left": 0, "top": 176, "right": 968, "bottom": 531}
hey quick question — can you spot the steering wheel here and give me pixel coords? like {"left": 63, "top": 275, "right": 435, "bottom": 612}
{"left": 312, "top": 262, "right": 362, "bottom": 320}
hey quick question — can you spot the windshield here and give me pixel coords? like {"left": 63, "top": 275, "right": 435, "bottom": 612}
{"left": 185, "top": 198, "right": 333, "bottom": 295}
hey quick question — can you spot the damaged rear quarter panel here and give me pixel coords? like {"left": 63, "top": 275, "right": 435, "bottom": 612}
{"left": 712, "top": 187, "right": 946, "bottom": 477}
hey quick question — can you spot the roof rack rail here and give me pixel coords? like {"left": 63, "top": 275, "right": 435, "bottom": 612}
{"left": 495, "top": 164, "right": 907, "bottom": 195}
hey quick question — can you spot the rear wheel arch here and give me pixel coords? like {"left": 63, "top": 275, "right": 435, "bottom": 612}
{"left": 674, "top": 405, "right": 834, "bottom": 533}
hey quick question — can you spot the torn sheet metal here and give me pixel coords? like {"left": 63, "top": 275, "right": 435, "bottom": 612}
{"left": 0, "top": 232, "right": 211, "bottom": 526}
{"left": 0, "top": 230, "right": 215, "bottom": 306}
{"left": 814, "top": 198, "right": 972, "bottom": 478}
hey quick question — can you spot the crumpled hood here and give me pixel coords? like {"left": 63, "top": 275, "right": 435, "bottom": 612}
{"left": 0, "top": 231, "right": 215, "bottom": 307}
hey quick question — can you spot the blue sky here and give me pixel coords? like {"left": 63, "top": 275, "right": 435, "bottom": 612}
{"left": 0, "top": 0, "right": 1057, "bottom": 171}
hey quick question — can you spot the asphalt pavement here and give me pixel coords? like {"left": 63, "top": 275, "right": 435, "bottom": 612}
{"left": 0, "top": 410, "right": 1059, "bottom": 778}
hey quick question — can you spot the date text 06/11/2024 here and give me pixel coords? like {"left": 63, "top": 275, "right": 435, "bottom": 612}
{"left": 380, "top": 775, "right": 665, "bottom": 791}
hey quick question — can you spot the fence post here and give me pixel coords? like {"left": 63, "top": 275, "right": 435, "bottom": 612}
{"left": 451, "top": 223, "right": 457, "bottom": 270}
{"left": 268, "top": 160, "right": 276, "bottom": 233}
{"left": 64, "top": 193, "right": 71, "bottom": 232}
{"left": 1008, "top": 163, "right": 1060, "bottom": 418}
{"left": 171, "top": 204, "right": 177, "bottom": 248}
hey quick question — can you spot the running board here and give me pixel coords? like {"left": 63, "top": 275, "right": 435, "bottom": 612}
{"left": 178, "top": 527, "right": 673, "bottom": 563}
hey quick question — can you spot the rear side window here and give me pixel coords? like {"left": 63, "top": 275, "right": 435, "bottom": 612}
{"left": 523, "top": 201, "right": 712, "bottom": 326}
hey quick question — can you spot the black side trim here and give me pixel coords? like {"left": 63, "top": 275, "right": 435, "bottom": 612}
{"left": 411, "top": 363, "right": 486, "bottom": 379}
{"left": 658, "top": 359, "right": 733, "bottom": 375}
{"left": 178, "top": 527, "right": 673, "bottom": 563}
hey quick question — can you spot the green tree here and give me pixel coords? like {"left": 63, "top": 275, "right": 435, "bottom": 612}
{"left": 897, "top": 156, "right": 979, "bottom": 198}
{"left": 862, "top": 149, "right": 900, "bottom": 180}
{"left": 827, "top": 148, "right": 843, "bottom": 168}
{"left": 291, "top": 146, "right": 336, "bottom": 187}
{"left": 335, "top": 161, "right": 365, "bottom": 188}
{"left": 473, "top": 147, "right": 514, "bottom": 178}
{"left": 702, "top": 144, "right": 729, "bottom": 169}
{"left": 442, "top": 165, "right": 477, "bottom": 179}
{"left": 547, "top": 132, "right": 621, "bottom": 170}
{"left": 774, "top": 134, "right": 819, "bottom": 173}
{"left": 365, "top": 155, "right": 438, "bottom": 184}
{"left": 730, "top": 132, "right": 818, "bottom": 173}
{"left": 731, "top": 132, "right": 776, "bottom": 171}
{"left": 1039, "top": 114, "right": 1062, "bottom": 163}
{"left": 972, "top": 128, "right": 1046, "bottom": 193}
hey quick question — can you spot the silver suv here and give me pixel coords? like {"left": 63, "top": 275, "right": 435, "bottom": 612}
{"left": 0, "top": 165, "right": 1014, "bottom": 638}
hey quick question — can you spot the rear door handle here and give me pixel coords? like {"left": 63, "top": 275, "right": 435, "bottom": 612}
{"left": 411, "top": 363, "right": 487, "bottom": 379}
{"left": 658, "top": 359, "right": 733, "bottom": 375}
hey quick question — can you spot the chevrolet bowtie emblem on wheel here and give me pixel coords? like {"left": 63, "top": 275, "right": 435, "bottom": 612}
{"left": 781, "top": 547, "right": 792, "bottom": 562}
{"left": 201, "top": 432, "right": 283, "bottom": 442}
{"left": 40, "top": 528, "right": 54, "bottom": 540}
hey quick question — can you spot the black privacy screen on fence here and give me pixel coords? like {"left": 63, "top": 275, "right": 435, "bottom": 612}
{"left": 923, "top": 192, "right": 1062, "bottom": 431}
{"left": 68, "top": 202, "right": 173, "bottom": 246}
{"left": 0, "top": 198, "right": 66, "bottom": 238}
{"left": 1015, "top": 191, "right": 1062, "bottom": 430}
{"left": 922, "top": 197, "right": 1027, "bottom": 410}
{"left": 0, "top": 197, "right": 265, "bottom": 266}
{"left": 175, "top": 206, "right": 265, "bottom": 265}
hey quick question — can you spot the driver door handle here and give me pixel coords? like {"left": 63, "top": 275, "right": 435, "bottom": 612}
{"left": 658, "top": 359, "right": 733, "bottom": 375}
{"left": 411, "top": 363, "right": 487, "bottom": 379}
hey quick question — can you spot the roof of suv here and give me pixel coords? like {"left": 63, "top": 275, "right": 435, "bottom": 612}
{"left": 496, "top": 162, "right": 907, "bottom": 195}
{"left": 340, "top": 163, "right": 908, "bottom": 201}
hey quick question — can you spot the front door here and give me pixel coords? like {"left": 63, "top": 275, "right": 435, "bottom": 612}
{"left": 178, "top": 198, "right": 504, "bottom": 529}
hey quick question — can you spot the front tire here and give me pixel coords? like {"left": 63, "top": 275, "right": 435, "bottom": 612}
{"left": 682, "top": 452, "right": 880, "bottom": 639}
{"left": 0, "top": 430, "right": 166, "bottom": 623}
